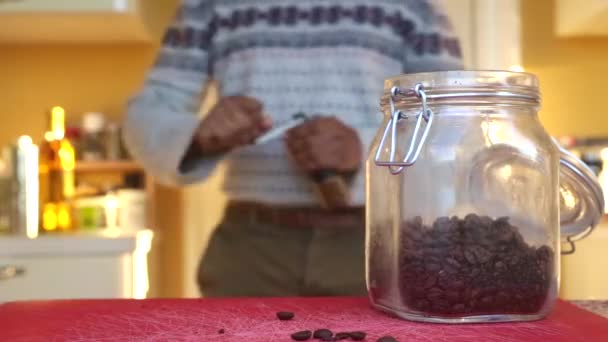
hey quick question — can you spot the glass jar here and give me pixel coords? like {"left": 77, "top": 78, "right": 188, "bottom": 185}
{"left": 366, "top": 71, "right": 604, "bottom": 323}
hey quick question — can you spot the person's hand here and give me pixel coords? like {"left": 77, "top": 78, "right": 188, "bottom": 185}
{"left": 285, "top": 116, "right": 362, "bottom": 175}
{"left": 193, "top": 96, "right": 272, "bottom": 155}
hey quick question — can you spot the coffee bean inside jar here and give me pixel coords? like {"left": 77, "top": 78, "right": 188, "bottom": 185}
{"left": 395, "top": 214, "right": 554, "bottom": 316}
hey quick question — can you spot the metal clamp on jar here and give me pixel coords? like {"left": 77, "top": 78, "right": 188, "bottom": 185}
{"left": 366, "top": 71, "right": 604, "bottom": 323}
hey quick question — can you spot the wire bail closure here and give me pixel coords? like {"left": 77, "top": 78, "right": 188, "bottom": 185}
{"left": 374, "top": 83, "right": 434, "bottom": 174}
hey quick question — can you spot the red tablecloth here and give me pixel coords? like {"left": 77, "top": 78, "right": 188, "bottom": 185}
{"left": 0, "top": 297, "right": 607, "bottom": 341}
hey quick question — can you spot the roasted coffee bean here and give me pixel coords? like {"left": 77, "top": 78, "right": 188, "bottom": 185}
{"left": 348, "top": 331, "right": 367, "bottom": 341}
{"left": 414, "top": 274, "right": 437, "bottom": 289}
{"left": 537, "top": 245, "right": 552, "bottom": 260}
{"left": 452, "top": 303, "right": 466, "bottom": 312}
{"left": 425, "top": 262, "right": 441, "bottom": 272}
{"left": 377, "top": 336, "right": 398, "bottom": 342}
{"left": 432, "top": 299, "right": 450, "bottom": 312}
{"left": 450, "top": 216, "right": 460, "bottom": 226}
{"left": 277, "top": 311, "right": 295, "bottom": 320}
{"left": 291, "top": 330, "right": 312, "bottom": 341}
{"left": 313, "top": 329, "right": 333, "bottom": 340}
{"left": 218, "top": 329, "right": 225, "bottom": 334}
{"left": 437, "top": 272, "right": 451, "bottom": 289}
{"left": 464, "top": 249, "right": 477, "bottom": 264}
{"left": 468, "top": 245, "right": 492, "bottom": 264}
{"left": 494, "top": 216, "right": 510, "bottom": 225}
{"left": 408, "top": 229, "right": 424, "bottom": 242}
{"left": 412, "top": 285, "right": 427, "bottom": 298}
{"left": 450, "top": 247, "right": 465, "bottom": 261}
{"left": 334, "top": 332, "right": 351, "bottom": 340}
{"left": 414, "top": 298, "right": 430, "bottom": 310}
{"left": 445, "top": 257, "right": 461, "bottom": 269}
{"left": 445, "top": 290, "right": 460, "bottom": 302}
{"left": 444, "top": 264, "right": 461, "bottom": 275}
{"left": 426, "top": 287, "right": 444, "bottom": 301}
{"left": 433, "top": 216, "right": 452, "bottom": 233}
{"left": 451, "top": 279, "right": 465, "bottom": 290}
{"left": 479, "top": 216, "right": 493, "bottom": 228}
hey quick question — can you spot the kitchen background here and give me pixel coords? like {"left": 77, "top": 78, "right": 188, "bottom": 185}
{"left": 1, "top": 0, "right": 607, "bottom": 300}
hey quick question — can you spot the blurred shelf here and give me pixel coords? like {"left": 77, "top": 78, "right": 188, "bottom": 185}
{"left": 75, "top": 161, "right": 143, "bottom": 173}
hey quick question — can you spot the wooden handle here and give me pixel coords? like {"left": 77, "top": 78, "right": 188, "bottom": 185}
{"left": 312, "top": 171, "right": 351, "bottom": 210}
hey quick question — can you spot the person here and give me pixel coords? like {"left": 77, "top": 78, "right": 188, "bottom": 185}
{"left": 124, "top": 0, "right": 462, "bottom": 297}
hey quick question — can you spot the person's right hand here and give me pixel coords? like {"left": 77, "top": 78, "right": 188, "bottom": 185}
{"left": 193, "top": 96, "right": 272, "bottom": 155}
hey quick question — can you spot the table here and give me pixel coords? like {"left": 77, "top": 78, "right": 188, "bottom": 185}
{"left": 0, "top": 229, "right": 153, "bottom": 301}
{"left": 1, "top": 297, "right": 607, "bottom": 341}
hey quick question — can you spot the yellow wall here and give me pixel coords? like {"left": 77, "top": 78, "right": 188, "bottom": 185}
{"left": 523, "top": 0, "right": 608, "bottom": 137}
{"left": 0, "top": 0, "right": 179, "bottom": 146}
{"left": 0, "top": 44, "right": 153, "bottom": 145}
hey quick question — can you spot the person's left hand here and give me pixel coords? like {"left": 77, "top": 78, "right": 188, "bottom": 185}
{"left": 285, "top": 116, "right": 362, "bottom": 175}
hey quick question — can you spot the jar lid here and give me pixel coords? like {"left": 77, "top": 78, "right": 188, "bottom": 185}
{"left": 381, "top": 70, "right": 541, "bottom": 109}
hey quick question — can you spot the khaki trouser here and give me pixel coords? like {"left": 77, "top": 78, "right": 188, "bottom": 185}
{"left": 197, "top": 210, "right": 366, "bottom": 297}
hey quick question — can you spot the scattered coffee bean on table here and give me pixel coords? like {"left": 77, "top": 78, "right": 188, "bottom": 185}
{"left": 334, "top": 332, "right": 351, "bottom": 340}
{"left": 313, "top": 329, "right": 333, "bottom": 339}
{"left": 276, "top": 311, "right": 295, "bottom": 321}
{"left": 348, "top": 331, "right": 367, "bottom": 340}
{"left": 385, "top": 214, "right": 555, "bottom": 317}
{"left": 377, "top": 336, "right": 397, "bottom": 342}
{"left": 217, "top": 328, "right": 225, "bottom": 334}
{"left": 291, "top": 330, "right": 313, "bottom": 341}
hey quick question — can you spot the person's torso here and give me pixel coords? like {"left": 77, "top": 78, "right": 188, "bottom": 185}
{"left": 193, "top": 0, "right": 461, "bottom": 205}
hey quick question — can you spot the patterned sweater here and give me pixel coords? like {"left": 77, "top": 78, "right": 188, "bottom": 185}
{"left": 124, "top": 0, "right": 462, "bottom": 206}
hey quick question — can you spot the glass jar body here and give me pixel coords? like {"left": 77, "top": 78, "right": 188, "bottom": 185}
{"left": 366, "top": 102, "right": 559, "bottom": 323}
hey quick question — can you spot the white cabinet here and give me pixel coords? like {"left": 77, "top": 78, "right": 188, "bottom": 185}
{"left": 0, "top": 255, "right": 132, "bottom": 301}
{"left": 0, "top": 0, "right": 154, "bottom": 43}
{"left": 0, "top": 230, "right": 153, "bottom": 302}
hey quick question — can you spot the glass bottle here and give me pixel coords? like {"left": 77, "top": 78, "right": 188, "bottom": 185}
{"left": 39, "top": 106, "right": 76, "bottom": 232}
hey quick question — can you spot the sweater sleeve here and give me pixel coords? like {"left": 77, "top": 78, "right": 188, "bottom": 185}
{"left": 123, "top": 0, "right": 220, "bottom": 186}
{"left": 403, "top": 0, "right": 464, "bottom": 73}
